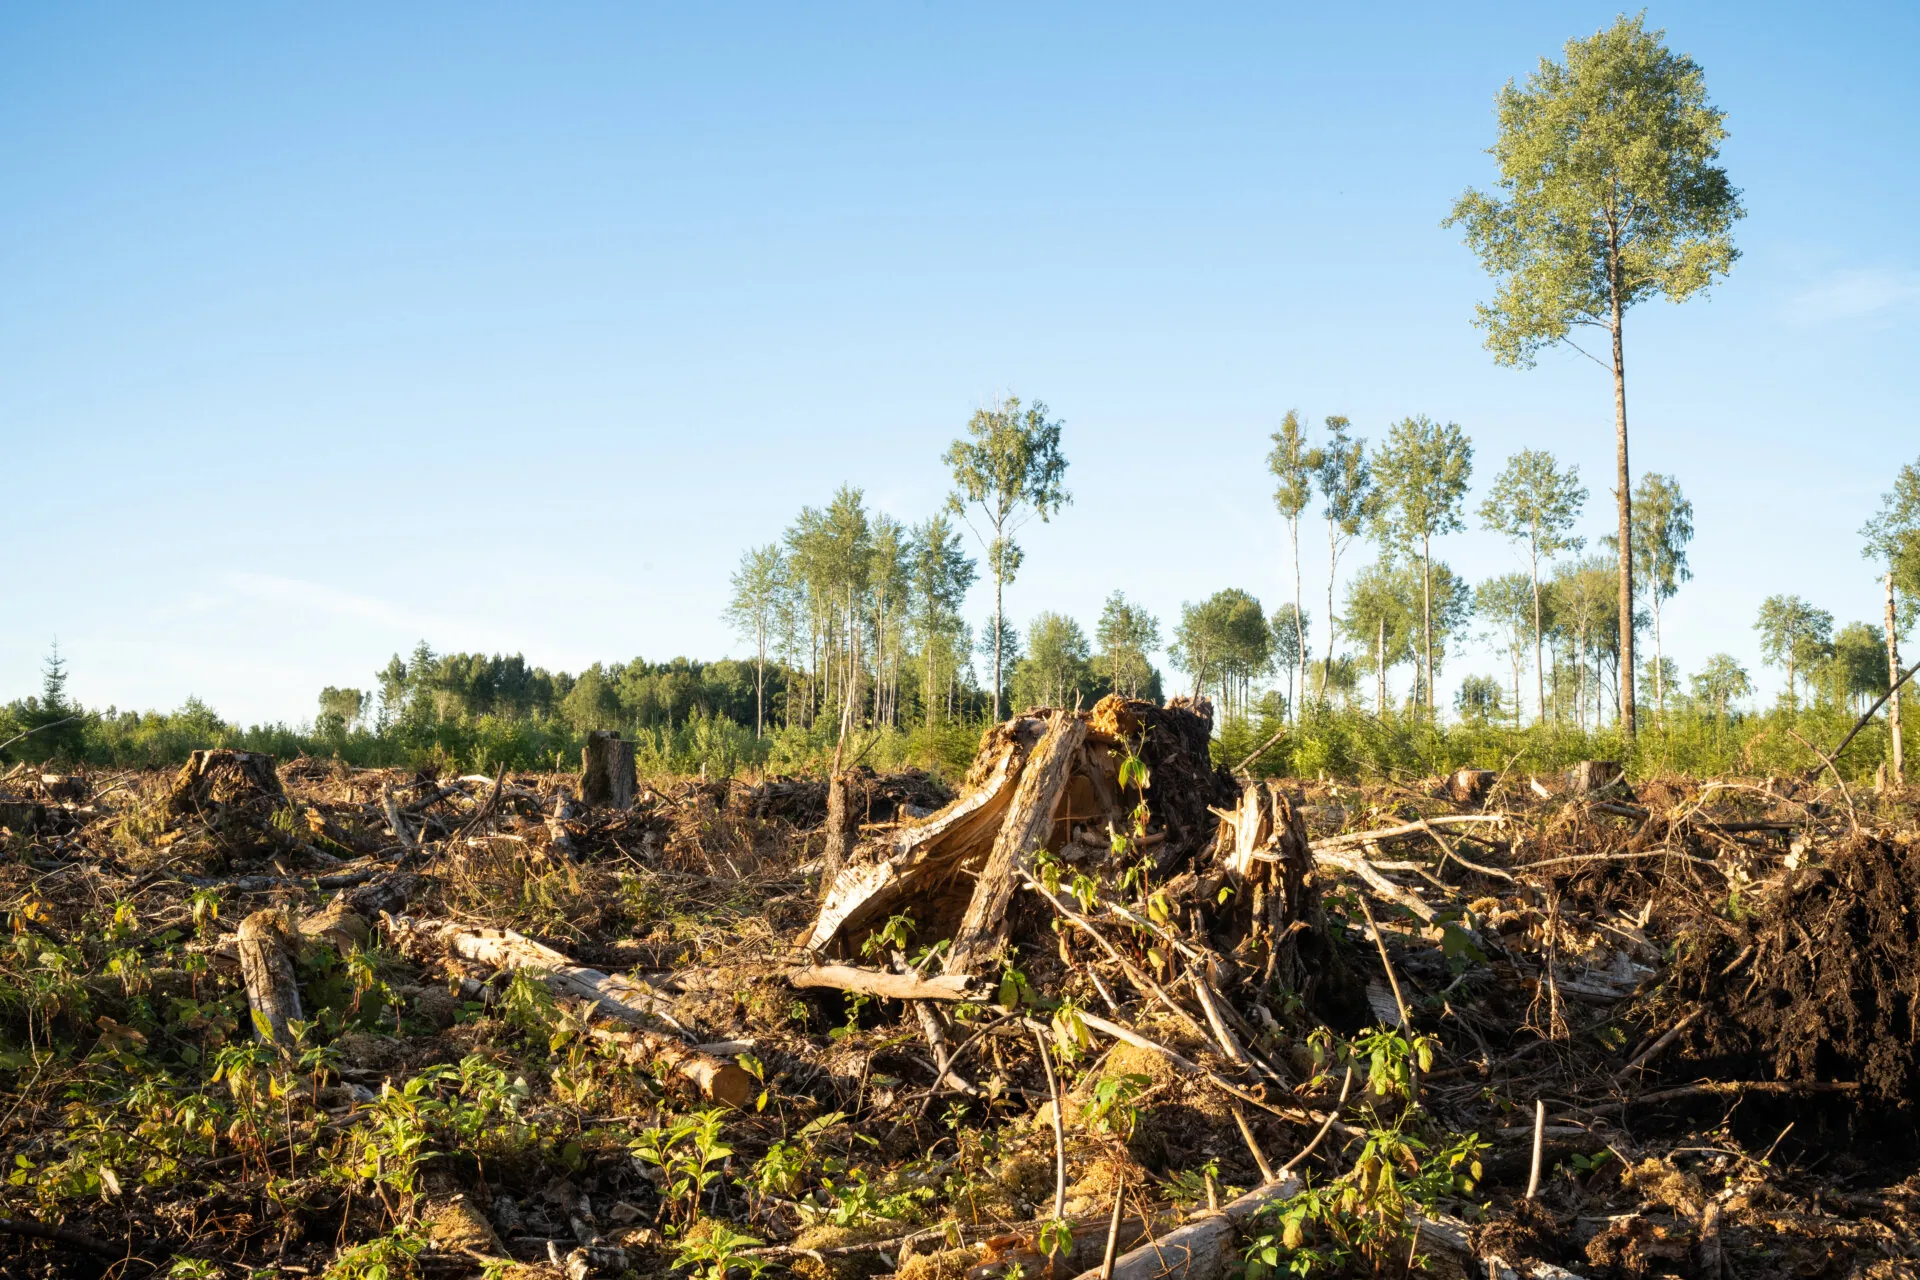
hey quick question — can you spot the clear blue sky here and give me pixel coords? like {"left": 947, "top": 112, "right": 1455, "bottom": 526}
{"left": 4, "top": 3, "right": 1914, "bottom": 724}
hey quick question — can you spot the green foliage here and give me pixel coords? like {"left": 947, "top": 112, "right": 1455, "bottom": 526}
{"left": 1445, "top": 13, "right": 1742, "bottom": 366}
{"left": 1096, "top": 592, "right": 1162, "bottom": 701}
{"left": 1014, "top": 612, "right": 1095, "bottom": 710}
{"left": 677, "top": 1222, "right": 770, "bottom": 1280}
{"left": 1754, "top": 594, "right": 1835, "bottom": 705}
{"left": 1862, "top": 454, "right": 1920, "bottom": 629}
{"left": 632, "top": 1108, "right": 734, "bottom": 1231}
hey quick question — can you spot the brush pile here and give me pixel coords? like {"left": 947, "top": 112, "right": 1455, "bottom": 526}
{"left": 2, "top": 709, "right": 1919, "bottom": 1278}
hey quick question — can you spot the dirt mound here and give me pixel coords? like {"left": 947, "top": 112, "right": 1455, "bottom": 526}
{"left": 1675, "top": 834, "right": 1920, "bottom": 1100}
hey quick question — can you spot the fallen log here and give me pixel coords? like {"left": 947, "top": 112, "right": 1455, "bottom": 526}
{"left": 387, "top": 919, "right": 747, "bottom": 1104}
{"left": 947, "top": 709, "right": 1087, "bottom": 974}
{"left": 1068, "top": 1173, "right": 1300, "bottom": 1280}
{"left": 586, "top": 1025, "right": 754, "bottom": 1109}
{"left": 788, "top": 964, "right": 991, "bottom": 1003}
{"left": 236, "top": 908, "right": 303, "bottom": 1049}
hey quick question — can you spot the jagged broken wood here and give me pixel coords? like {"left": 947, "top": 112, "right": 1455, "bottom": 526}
{"left": 945, "top": 709, "right": 1087, "bottom": 974}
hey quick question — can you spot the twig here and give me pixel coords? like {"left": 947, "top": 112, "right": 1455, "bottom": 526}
{"left": 1356, "top": 895, "right": 1420, "bottom": 1103}
{"left": 1787, "top": 728, "right": 1859, "bottom": 835}
{"left": 1231, "top": 727, "right": 1288, "bottom": 777}
{"left": 1099, "top": 1181, "right": 1126, "bottom": 1280}
{"left": 1280, "top": 1065, "right": 1354, "bottom": 1174}
{"left": 1616, "top": 1009, "right": 1701, "bottom": 1079}
{"left": 1030, "top": 1025, "right": 1068, "bottom": 1222}
{"left": 1525, "top": 1100, "right": 1545, "bottom": 1199}
{"left": 0, "top": 716, "right": 84, "bottom": 757}
{"left": 1230, "top": 1102, "right": 1276, "bottom": 1182}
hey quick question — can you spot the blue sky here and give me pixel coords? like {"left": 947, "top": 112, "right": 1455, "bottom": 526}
{"left": 3, "top": 3, "right": 1915, "bottom": 724}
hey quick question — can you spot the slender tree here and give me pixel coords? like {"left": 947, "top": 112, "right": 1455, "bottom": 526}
{"left": 944, "top": 396, "right": 1071, "bottom": 720}
{"left": 1629, "top": 473, "right": 1694, "bottom": 717}
{"left": 1447, "top": 14, "right": 1743, "bottom": 738}
{"left": 725, "top": 544, "right": 787, "bottom": 737}
{"left": 1754, "top": 595, "right": 1834, "bottom": 707}
{"left": 1341, "top": 561, "right": 1416, "bottom": 714}
{"left": 1095, "top": 593, "right": 1161, "bottom": 700}
{"left": 1372, "top": 416, "right": 1474, "bottom": 712}
{"left": 1268, "top": 603, "right": 1311, "bottom": 721}
{"left": 1479, "top": 449, "right": 1586, "bottom": 721}
{"left": 1475, "top": 572, "right": 1536, "bottom": 728}
{"left": 1267, "top": 411, "right": 1321, "bottom": 718}
{"left": 905, "top": 514, "right": 977, "bottom": 727}
{"left": 1692, "top": 653, "right": 1752, "bottom": 721}
{"left": 1861, "top": 455, "right": 1920, "bottom": 786}
{"left": 1311, "top": 416, "right": 1375, "bottom": 704}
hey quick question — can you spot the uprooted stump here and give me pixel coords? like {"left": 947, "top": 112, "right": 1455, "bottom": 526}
{"left": 803, "top": 696, "right": 1237, "bottom": 965}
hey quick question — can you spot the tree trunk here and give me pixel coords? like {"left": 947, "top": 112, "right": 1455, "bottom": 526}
{"left": 945, "top": 711, "right": 1087, "bottom": 975}
{"left": 1611, "top": 290, "right": 1637, "bottom": 738}
{"left": 1420, "top": 535, "right": 1434, "bottom": 713}
{"left": 1322, "top": 523, "right": 1337, "bottom": 704}
{"left": 395, "top": 919, "right": 752, "bottom": 1105}
{"left": 236, "top": 909, "right": 302, "bottom": 1050}
{"left": 1291, "top": 517, "right": 1306, "bottom": 723}
{"left": 1531, "top": 537, "right": 1546, "bottom": 723}
{"left": 994, "top": 572, "right": 1005, "bottom": 721}
{"left": 1652, "top": 590, "right": 1664, "bottom": 716}
{"left": 1376, "top": 612, "right": 1386, "bottom": 713}
{"left": 1889, "top": 573, "right": 1906, "bottom": 788}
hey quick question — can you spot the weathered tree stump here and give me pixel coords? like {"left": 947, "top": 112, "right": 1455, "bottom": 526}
{"left": 1567, "top": 760, "right": 1625, "bottom": 795}
{"left": 580, "top": 730, "right": 636, "bottom": 809}
{"left": 1447, "top": 768, "right": 1497, "bottom": 806}
{"left": 819, "top": 772, "right": 854, "bottom": 900}
{"left": 167, "top": 749, "right": 282, "bottom": 818}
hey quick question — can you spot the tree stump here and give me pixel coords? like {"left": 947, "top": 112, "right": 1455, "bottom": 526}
{"left": 167, "top": 749, "right": 282, "bottom": 818}
{"left": 819, "top": 772, "right": 854, "bottom": 900}
{"left": 1446, "top": 768, "right": 1497, "bottom": 806}
{"left": 579, "top": 731, "right": 636, "bottom": 809}
{"left": 1567, "top": 760, "right": 1626, "bottom": 795}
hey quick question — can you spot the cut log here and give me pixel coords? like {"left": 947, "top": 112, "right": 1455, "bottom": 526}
{"left": 788, "top": 964, "right": 992, "bottom": 1003}
{"left": 946, "top": 710, "right": 1088, "bottom": 974}
{"left": 236, "top": 908, "right": 303, "bottom": 1049}
{"left": 587, "top": 1025, "right": 755, "bottom": 1109}
{"left": 387, "top": 919, "right": 748, "bottom": 1105}
{"left": 580, "top": 730, "right": 636, "bottom": 809}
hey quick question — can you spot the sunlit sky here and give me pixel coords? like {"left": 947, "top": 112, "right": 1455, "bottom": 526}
{"left": 4, "top": 3, "right": 1915, "bottom": 724}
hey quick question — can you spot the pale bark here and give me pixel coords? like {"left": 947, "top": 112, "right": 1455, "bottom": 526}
{"left": 237, "top": 909, "right": 303, "bottom": 1049}
{"left": 1611, "top": 266, "right": 1637, "bottom": 737}
{"left": 789, "top": 964, "right": 989, "bottom": 1002}
{"left": 1890, "top": 573, "right": 1907, "bottom": 788}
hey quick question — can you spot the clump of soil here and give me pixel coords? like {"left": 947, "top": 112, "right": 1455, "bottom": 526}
{"left": 1673, "top": 834, "right": 1920, "bottom": 1100}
